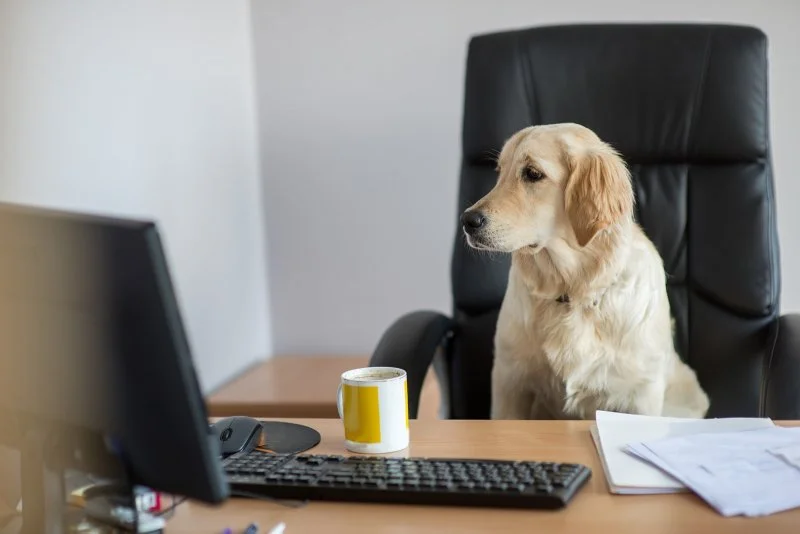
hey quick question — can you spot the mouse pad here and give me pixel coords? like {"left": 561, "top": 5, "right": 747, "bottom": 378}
{"left": 254, "top": 422, "right": 321, "bottom": 454}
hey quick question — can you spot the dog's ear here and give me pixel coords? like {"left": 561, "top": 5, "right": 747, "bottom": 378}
{"left": 564, "top": 145, "right": 634, "bottom": 247}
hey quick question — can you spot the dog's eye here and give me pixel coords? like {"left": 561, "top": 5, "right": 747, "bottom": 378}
{"left": 523, "top": 166, "right": 544, "bottom": 182}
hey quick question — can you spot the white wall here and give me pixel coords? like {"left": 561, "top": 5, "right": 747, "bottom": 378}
{"left": 252, "top": 0, "right": 800, "bottom": 355}
{"left": 2, "top": 2, "right": 797, "bottom": 374}
{"left": 0, "top": 0, "right": 271, "bottom": 391}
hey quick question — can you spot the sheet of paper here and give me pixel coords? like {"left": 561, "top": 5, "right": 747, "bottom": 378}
{"left": 628, "top": 426, "right": 800, "bottom": 517}
{"left": 593, "top": 410, "right": 773, "bottom": 494}
{"left": 769, "top": 442, "right": 800, "bottom": 471}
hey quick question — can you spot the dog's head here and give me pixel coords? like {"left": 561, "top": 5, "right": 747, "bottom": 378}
{"left": 461, "top": 123, "right": 634, "bottom": 253}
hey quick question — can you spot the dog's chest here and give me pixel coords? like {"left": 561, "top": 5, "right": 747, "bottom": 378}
{"left": 532, "top": 298, "right": 607, "bottom": 352}
{"left": 525, "top": 299, "right": 630, "bottom": 411}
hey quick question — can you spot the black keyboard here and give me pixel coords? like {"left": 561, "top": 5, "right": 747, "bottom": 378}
{"left": 223, "top": 452, "right": 591, "bottom": 510}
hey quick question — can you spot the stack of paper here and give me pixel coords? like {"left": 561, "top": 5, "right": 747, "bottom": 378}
{"left": 627, "top": 426, "right": 800, "bottom": 517}
{"left": 589, "top": 411, "right": 774, "bottom": 494}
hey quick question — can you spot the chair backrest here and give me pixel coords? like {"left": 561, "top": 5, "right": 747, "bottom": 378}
{"left": 447, "top": 23, "right": 779, "bottom": 419}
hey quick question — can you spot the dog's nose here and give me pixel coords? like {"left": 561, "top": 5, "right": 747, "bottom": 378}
{"left": 461, "top": 211, "right": 486, "bottom": 234}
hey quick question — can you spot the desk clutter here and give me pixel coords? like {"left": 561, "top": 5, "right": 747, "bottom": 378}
{"left": 591, "top": 410, "right": 800, "bottom": 517}
{"left": 213, "top": 365, "right": 597, "bottom": 512}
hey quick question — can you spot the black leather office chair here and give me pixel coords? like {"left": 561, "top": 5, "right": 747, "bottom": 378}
{"left": 370, "top": 23, "right": 800, "bottom": 420}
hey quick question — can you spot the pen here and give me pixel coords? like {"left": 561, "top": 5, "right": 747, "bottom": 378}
{"left": 243, "top": 523, "right": 259, "bottom": 534}
{"left": 268, "top": 523, "right": 286, "bottom": 534}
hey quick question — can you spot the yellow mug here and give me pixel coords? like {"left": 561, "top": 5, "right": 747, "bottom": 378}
{"left": 336, "top": 367, "right": 409, "bottom": 454}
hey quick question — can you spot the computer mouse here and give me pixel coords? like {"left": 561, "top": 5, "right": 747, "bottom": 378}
{"left": 210, "top": 416, "right": 264, "bottom": 458}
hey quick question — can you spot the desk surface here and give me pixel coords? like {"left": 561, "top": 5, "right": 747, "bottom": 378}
{"left": 206, "top": 356, "right": 370, "bottom": 418}
{"left": 167, "top": 419, "right": 800, "bottom": 533}
{"left": 206, "top": 356, "right": 440, "bottom": 419}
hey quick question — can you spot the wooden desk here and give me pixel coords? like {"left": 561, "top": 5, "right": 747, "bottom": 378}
{"left": 166, "top": 419, "right": 800, "bottom": 533}
{"left": 206, "top": 356, "right": 440, "bottom": 419}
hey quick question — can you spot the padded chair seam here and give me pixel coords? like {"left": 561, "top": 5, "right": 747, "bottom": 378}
{"left": 689, "top": 283, "right": 775, "bottom": 320}
{"left": 686, "top": 28, "right": 714, "bottom": 158}
{"left": 516, "top": 32, "right": 538, "bottom": 127}
{"left": 464, "top": 156, "right": 768, "bottom": 167}
{"left": 761, "top": 317, "right": 780, "bottom": 417}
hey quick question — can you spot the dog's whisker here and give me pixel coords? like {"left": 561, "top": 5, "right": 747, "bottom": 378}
{"left": 478, "top": 148, "right": 501, "bottom": 165}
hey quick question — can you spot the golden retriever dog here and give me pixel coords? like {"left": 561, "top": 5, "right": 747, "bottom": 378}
{"left": 461, "top": 123, "right": 709, "bottom": 420}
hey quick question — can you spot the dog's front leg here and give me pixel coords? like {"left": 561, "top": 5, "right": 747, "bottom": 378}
{"left": 490, "top": 360, "right": 535, "bottom": 420}
{"left": 562, "top": 378, "right": 666, "bottom": 418}
{"left": 625, "top": 381, "right": 666, "bottom": 416}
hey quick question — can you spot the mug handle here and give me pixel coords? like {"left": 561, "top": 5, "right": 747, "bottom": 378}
{"left": 337, "top": 383, "right": 344, "bottom": 419}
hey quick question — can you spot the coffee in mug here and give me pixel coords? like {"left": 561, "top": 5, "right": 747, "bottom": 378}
{"left": 336, "top": 367, "right": 409, "bottom": 454}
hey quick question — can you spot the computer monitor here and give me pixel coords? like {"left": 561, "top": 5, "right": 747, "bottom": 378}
{"left": 0, "top": 202, "right": 228, "bottom": 533}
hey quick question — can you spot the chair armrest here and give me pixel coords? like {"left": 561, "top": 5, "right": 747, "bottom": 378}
{"left": 369, "top": 311, "right": 454, "bottom": 418}
{"left": 763, "top": 313, "right": 800, "bottom": 419}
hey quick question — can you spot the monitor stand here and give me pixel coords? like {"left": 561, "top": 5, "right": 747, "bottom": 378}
{"left": 13, "top": 424, "right": 138, "bottom": 534}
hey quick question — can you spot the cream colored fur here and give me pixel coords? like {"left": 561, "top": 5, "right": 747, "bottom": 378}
{"left": 463, "top": 123, "right": 709, "bottom": 420}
